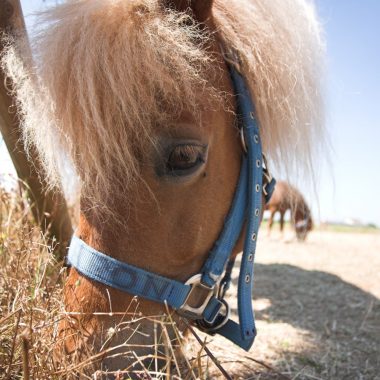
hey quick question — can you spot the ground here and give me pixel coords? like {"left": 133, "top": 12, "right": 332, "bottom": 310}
{"left": 197, "top": 227, "right": 380, "bottom": 379}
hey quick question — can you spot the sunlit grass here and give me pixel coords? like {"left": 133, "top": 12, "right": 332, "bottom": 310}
{"left": 0, "top": 186, "right": 234, "bottom": 379}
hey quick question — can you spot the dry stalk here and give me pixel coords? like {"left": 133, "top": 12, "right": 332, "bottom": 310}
{"left": 244, "top": 355, "right": 292, "bottom": 380}
{"left": 184, "top": 321, "right": 233, "bottom": 380}
{"left": 21, "top": 330, "right": 30, "bottom": 380}
{"left": 164, "top": 302, "right": 197, "bottom": 380}
{"left": 131, "top": 351, "right": 153, "bottom": 379}
{"left": 359, "top": 299, "right": 374, "bottom": 330}
{"left": 5, "top": 309, "right": 22, "bottom": 380}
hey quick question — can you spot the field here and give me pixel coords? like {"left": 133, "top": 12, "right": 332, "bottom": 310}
{"left": 202, "top": 227, "right": 380, "bottom": 379}
{"left": 0, "top": 189, "right": 379, "bottom": 379}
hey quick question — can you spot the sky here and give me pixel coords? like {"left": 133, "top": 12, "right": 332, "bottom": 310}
{"left": 313, "top": 0, "right": 380, "bottom": 225}
{"left": 1, "top": 0, "right": 379, "bottom": 226}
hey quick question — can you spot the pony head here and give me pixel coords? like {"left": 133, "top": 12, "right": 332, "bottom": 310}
{"left": 295, "top": 214, "right": 314, "bottom": 241}
{"left": 2, "top": 0, "right": 325, "bottom": 374}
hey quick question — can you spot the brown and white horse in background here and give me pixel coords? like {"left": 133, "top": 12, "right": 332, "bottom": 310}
{"left": 2, "top": 0, "right": 325, "bottom": 375}
{"left": 265, "top": 181, "right": 314, "bottom": 241}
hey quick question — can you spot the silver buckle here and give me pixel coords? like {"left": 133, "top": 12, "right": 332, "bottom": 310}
{"left": 262, "top": 154, "right": 273, "bottom": 196}
{"left": 177, "top": 274, "right": 217, "bottom": 320}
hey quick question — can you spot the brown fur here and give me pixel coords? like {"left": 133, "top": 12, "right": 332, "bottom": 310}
{"left": 266, "top": 181, "right": 313, "bottom": 241}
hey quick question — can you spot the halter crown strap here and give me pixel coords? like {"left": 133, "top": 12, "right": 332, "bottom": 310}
{"left": 67, "top": 62, "right": 276, "bottom": 351}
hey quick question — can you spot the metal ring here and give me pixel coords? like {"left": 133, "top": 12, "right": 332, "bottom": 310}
{"left": 196, "top": 299, "right": 230, "bottom": 333}
{"left": 240, "top": 128, "right": 248, "bottom": 153}
{"left": 178, "top": 274, "right": 216, "bottom": 320}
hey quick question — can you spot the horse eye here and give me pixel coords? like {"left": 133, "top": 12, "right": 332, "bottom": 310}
{"left": 166, "top": 144, "right": 206, "bottom": 175}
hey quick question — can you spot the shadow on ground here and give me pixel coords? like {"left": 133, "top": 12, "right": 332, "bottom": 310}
{"left": 227, "top": 264, "right": 380, "bottom": 379}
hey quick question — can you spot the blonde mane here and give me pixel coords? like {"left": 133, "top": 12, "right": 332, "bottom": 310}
{"left": 1, "top": 0, "right": 325, "bottom": 218}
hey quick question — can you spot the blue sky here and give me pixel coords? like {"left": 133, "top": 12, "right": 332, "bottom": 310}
{"left": 1, "top": 0, "right": 379, "bottom": 225}
{"left": 314, "top": 0, "right": 380, "bottom": 225}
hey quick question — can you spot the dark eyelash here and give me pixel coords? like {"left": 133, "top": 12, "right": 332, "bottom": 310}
{"left": 154, "top": 141, "right": 208, "bottom": 179}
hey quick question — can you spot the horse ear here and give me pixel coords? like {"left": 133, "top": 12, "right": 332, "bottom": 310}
{"left": 164, "top": 0, "right": 214, "bottom": 22}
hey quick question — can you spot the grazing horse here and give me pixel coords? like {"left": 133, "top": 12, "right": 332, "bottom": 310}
{"left": 265, "top": 181, "right": 314, "bottom": 241}
{"left": 2, "top": 0, "right": 324, "bottom": 375}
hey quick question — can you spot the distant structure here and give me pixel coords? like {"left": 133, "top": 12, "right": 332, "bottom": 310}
{"left": 265, "top": 181, "right": 313, "bottom": 241}
{"left": 343, "top": 217, "right": 364, "bottom": 227}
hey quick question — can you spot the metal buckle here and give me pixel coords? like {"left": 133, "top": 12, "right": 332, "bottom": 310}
{"left": 262, "top": 154, "right": 273, "bottom": 196}
{"left": 178, "top": 274, "right": 231, "bottom": 334}
{"left": 177, "top": 274, "right": 217, "bottom": 320}
{"left": 196, "top": 299, "right": 230, "bottom": 334}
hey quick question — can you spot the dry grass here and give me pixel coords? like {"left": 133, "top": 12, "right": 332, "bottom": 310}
{"left": 1, "top": 185, "right": 379, "bottom": 379}
{"left": 0, "top": 186, "right": 64, "bottom": 379}
{"left": 0, "top": 187, "right": 217, "bottom": 379}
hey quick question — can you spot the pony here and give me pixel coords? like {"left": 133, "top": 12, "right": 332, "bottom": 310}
{"left": 265, "top": 181, "right": 314, "bottom": 241}
{"left": 2, "top": 0, "right": 325, "bottom": 375}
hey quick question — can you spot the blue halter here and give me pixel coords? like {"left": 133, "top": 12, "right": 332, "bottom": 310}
{"left": 67, "top": 60, "right": 276, "bottom": 351}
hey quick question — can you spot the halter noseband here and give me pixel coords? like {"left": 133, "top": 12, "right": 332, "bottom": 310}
{"left": 67, "top": 59, "right": 276, "bottom": 351}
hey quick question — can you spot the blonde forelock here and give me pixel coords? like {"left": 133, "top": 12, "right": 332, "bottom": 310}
{"left": 1, "top": 0, "right": 325, "bottom": 219}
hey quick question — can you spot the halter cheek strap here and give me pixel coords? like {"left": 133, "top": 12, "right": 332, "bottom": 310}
{"left": 67, "top": 63, "right": 276, "bottom": 351}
